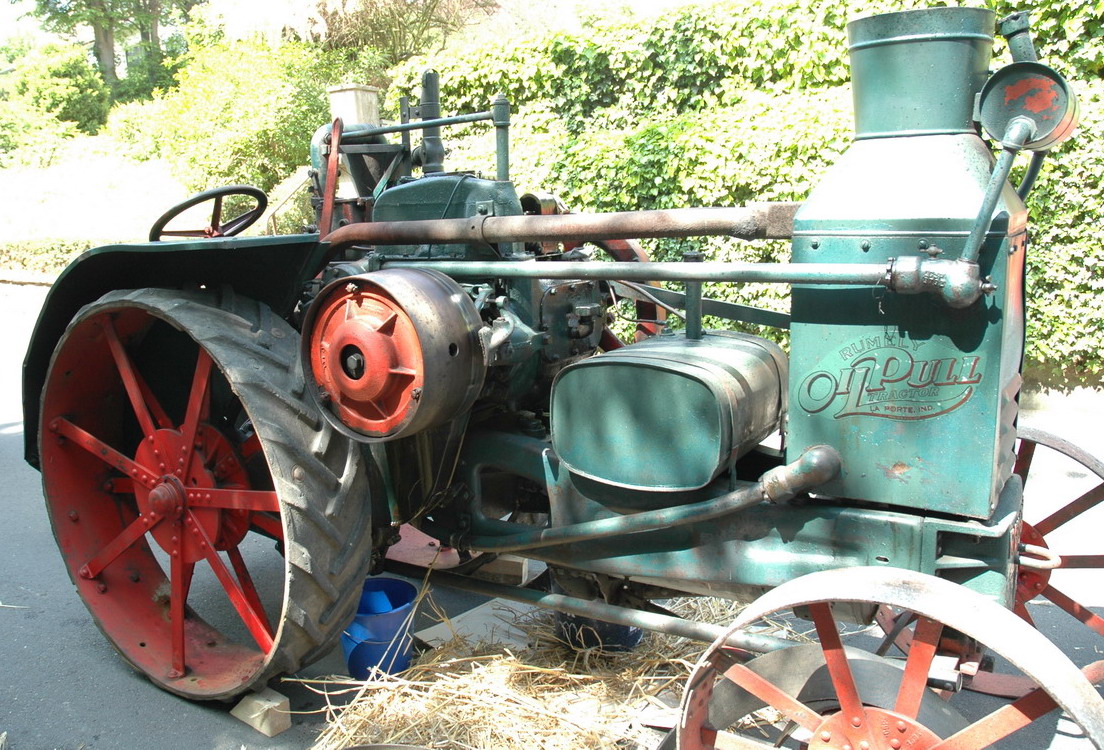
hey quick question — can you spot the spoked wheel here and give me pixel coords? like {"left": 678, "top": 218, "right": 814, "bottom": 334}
{"left": 39, "top": 288, "right": 375, "bottom": 700}
{"left": 1013, "top": 427, "right": 1104, "bottom": 631}
{"left": 677, "top": 567, "right": 1104, "bottom": 749}
{"left": 877, "top": 427, "right": 1104, "bottom": 699}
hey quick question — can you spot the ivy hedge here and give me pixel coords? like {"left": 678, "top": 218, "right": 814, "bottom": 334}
{"left": 389, "top": 0, "right": 1104, "bottom": 387}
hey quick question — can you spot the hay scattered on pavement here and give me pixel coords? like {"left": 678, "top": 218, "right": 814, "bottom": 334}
{"left": 306, "top": 594, "right": 803, "bottom": 750}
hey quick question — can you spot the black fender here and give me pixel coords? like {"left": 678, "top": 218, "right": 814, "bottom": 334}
{"left": 22, "top": 234, "right": 329, "bottom": 468}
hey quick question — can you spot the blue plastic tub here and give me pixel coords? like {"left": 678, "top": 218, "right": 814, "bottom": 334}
{"left": 341, "top": 577, "right": 418, "bottom": 677}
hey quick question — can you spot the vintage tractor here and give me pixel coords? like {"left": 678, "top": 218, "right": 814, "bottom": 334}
{"left": 23, "top": 5, "right": 1104, "bottom": 747}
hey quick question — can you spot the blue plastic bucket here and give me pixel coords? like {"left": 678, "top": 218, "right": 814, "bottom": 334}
{"left": 341, "top": 577, "right": 418, "bottom": 677}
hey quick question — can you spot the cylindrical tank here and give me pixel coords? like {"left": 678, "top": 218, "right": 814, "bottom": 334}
{"left": 786, "top": 7, "right": 1026, "bottom": 520}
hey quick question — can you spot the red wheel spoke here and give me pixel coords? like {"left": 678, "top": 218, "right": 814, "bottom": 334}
{"left": 895, "top": 616, "right": 943, "bottom": 718}
{"left": 1057, "top": 554, "right": 1104, "bottom": 569}
{"left": 105, "top": 477, "right": 135, "bottom": 494}
{"left": 1043, "top": 584, "right": 1104, "bottom": 637}
{"left": 103, "top": 319, "right": 158, "bottom": 438}
{"left": 187, "top": 511, "right": 274, "bottom": 652}
{"left": 934, "top": 662, "right": 1104, "bottom": 749}
{"left": 1034, "top": 481, "right": 1104, "bottom": 536}
{"left": 720, "top": 661, "right": 822, "bottom": 733}
{"left": 185, "top": 487, "right": 280, "bottom": 513}
{"left": 227, "top": 547, "right": 272, "bottom": 636}
{"left": 251, "top": 512, "right": 284, "bottom": 542}
{"left": 809, "top": 602, "right": 866, "bottom": 721}
{"left": 51, "top": 418, "right": 158, "bottom": 490}
{"left": 170, "top": 541, "right": 194, "bottom": 678}
{"left": 1014, "top": 439, "right": 1036, "bottom": 486}
{"left": 134, "top": 368, "right": 173, "bottom": 430}
{"left": 1013, "top": 600, "right": 1036, "bottom": 627}
{"left": 180, "top": 350, "right": 213, "bottom": 478}
{"left": 933, "top": 686, "right": 1059, "bottom": 749}
{"left": 80, "top": 514, "right": 158, "bottom": 579}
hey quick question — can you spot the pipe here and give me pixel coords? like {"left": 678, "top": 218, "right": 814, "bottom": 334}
{"left": 381, "top": 259, "right": 888, "bottom": 286}
{"left": 325, "top": 203, "right": 800, "bottom": 252}
{"left": 960, "top": 116, "right": 1036, "bottom": 264}
{"left": 384, "top": 560, "right": 794, "bottom": 655}
{"left": 442, "top": 445, "right": 841, "bottom": 554}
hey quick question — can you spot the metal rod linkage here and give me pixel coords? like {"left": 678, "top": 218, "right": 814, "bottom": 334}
{"left": 384, "top": 560, "right": 794, "bottom": 655}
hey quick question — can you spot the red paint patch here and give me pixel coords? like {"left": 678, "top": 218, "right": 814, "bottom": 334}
{"left": 1004, "top": 76, "right": 1059, "bottom": 114}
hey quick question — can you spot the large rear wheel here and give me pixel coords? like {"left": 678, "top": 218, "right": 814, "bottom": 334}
{"left": 39, "top": 288, "right": 376, "bottom": 700}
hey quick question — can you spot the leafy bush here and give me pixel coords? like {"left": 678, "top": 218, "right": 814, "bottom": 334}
{"left": 106, "top": 37, "right": 385, "bottom": 192}
{"left": 10, "top": 43, "right": 111, "bottom": 134}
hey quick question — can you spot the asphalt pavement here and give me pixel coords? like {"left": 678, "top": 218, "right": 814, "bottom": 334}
{"left": 1, "top": 280, "right": 1101, "bottom": 749}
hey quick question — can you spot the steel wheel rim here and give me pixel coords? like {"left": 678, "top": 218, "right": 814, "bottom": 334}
{"left": 41, "top": 301, "right": 284, "bottom": 698}
{"left": 678, "top": 567, "right": 1104, "bottom": 749}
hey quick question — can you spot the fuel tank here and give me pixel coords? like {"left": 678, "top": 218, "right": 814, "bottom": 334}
{"left": 786, "top": 7, "right": 1025, "bottom": 519}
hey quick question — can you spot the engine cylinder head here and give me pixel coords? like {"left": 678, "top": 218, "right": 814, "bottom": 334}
{"left": 302, "top": 268, "right": 485, "bottom": 441}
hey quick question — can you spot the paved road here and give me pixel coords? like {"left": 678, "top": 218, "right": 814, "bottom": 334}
{"left": 1, "top": 282, "right": 1101, "bottom": 749}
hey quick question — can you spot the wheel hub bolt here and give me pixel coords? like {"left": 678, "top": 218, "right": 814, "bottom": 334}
{"left": 342, "top": 349, "right": 366, "bottom": 380}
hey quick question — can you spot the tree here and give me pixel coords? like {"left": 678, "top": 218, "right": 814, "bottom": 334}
{"left": 21, "top": 0, "right": 202, "bottom": 97}
{"left": 9, "top": 41, "right": 110, "bottom": 132}
{"left": 24, "top": 0, "right": 129, "bottom": 91}
{"left": 316, "top": 0, "right": 497, "bottom": 65}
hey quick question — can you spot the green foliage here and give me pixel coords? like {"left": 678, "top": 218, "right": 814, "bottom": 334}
{"left": 8, "top": 43, "right": 111, "bottom": 134}
{"left": 985, "top": 0, "right": 1104, "bottom": 80}
{"left": 0, "top": 238, "right": 99, "bottom": 273}
{"left": 1020, "top": 78, "right": 1104, "bottom": 387}
{"left": 390, "top": 0, "right": 1104, "bottom": 385}
{"left": 106, "top": 37, "right": 384, "bottom": 192}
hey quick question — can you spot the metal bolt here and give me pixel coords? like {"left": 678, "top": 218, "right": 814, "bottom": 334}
{"left": 851, "top": 716, "right": 862, "bottom": 727}
{"left": 890, "top": 740, "right": 902, "bottom": 749}
{"left": 96, "top": 582, "right": 108, "bottom": 594}
{"left": 68, "top": 510, "right": 79, "bottom": 522}
{"left": 345, "top": 282, "right": 358, "bottom": 294}
{"left": 129, "top": 571, "right": 141, "bottom": 583}
{"left": 549, "top": 287, "right": 557, "bottom": 295}
{"left": 411, "top": 387, "right": 423, "bottom": 401}
{"left": 859, "top": 742, "right": 870, "bottom": 750}
{"left": 292, "top": 466, "right": 305, "bottom": 481}
{"left": 810, "top": 240, "right": 820, "bottom": 249}
{"left": 343, "top": 350, "right": 366, "bottom": 379}
{"left": 167, "top": 668, "right": 184, "bottom": 679}
{"left": 897, "top": 721, "right": 908, "bottom": 732}
{"left": 918, "top": 240, "right": 930, "bottom": 250}
{"left": 79, "top": 565, "right": 92, "bottom": 579}
{"left": 860, "top": 240, "right": 871, "bottom": 251}
{"left": 820, "top": 731, "right": 832, "bottom": 741}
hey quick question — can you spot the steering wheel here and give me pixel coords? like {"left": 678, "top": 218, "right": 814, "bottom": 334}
{"left": 149, "top": 185, "right": 268, "bottom": 242}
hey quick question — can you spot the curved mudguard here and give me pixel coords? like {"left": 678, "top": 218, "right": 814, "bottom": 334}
{"left": 22, "top": 234, "right": 328, "bottom": 468}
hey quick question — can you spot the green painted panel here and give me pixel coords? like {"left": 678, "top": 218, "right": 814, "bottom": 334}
{"left": 552, "top": 361, "right": 725, "bottom": 490}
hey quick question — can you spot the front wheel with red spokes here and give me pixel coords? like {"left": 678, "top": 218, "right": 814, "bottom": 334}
{"left": 40, "top": 288, "right": 375, "bottom": 700}
{"left": 677, "top": 568, "right": 1104, "bottom": 749}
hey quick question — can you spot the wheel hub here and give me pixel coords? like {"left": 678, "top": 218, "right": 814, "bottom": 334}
{"left": 148, "top": 475, "right": 185, "bottom": 518}
{"left": 133, "top": 426, "right": 250, "bottom": 562}
{"left": 807, "top": 709, "right": 941, "bottom": 750}
{"left": 1015, "top": 523, "right": 1052, "bottom": 604}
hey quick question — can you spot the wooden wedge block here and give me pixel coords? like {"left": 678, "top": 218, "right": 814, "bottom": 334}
{"left": 230, "top": 687, "right": 292, "bottom": 737}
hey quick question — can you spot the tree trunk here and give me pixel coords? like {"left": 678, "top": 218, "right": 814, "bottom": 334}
{"left": 91, "top": 21, "right": 118, "bottom": 93}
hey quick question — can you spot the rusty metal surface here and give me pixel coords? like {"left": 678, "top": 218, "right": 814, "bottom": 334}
{"left": 325, "top": 202, "right": 799, "bottom": 250}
